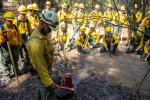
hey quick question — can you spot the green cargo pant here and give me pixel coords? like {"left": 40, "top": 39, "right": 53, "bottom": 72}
{"left": 36, "top": 76, "right": 56, "bottom": 100}
{"left": 1, "top": 45, "right": 20, "bottom": 77}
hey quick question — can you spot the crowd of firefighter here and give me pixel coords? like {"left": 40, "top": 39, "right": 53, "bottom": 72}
{"left": 0, "top": 1, "right": 150, "bottom": 99}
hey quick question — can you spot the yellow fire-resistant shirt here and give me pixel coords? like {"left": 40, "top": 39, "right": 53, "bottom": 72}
{"left": 136, "top": 11, "right": 142, "bottom": 23}
{"left": 28, "top": 28, "right": 54, "bottom": 87}
{"left": 76, "top": 11, "right": 87, "bottom": 25}
{"left": 57, "top": 10, "right": 70, "bottom": 23}
{"left": 141, "top": 17, "right": 150, "bottom": 31}
{"left": 55, "top": 30, "right": 69, "bottom": 45}
{"left": 75, "top": 32, "right": 88, "bottom": 48}
{"left": 87, "top": 30, "right": 100, "bottom": 45}
{"left": 0, "top": 23, "right": 21, "bottom": 46}
{"left": 13, "top": 16, "right": 32, "bottom": 35}
{"left": 71, "top": 10, "right": 78, "bottom": 28}
{"left": 89, "top": 10, "right": 103, "bottom": 23}
{"left": 33, "top": 13, "right": 40, "bottom": 27}
{"left": 104, "top": 10, "right": 115, "bottom": 22}
{"left": 102, "top": 33, "right": 120, "bottom": 49}
{"left": 27, "top": 14, "right": 36, "bottom": 30}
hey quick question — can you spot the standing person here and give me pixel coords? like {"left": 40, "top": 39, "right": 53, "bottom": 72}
{"left": 57, "top": 3, "right": 70, "bottom": 24}
{"left": 27, "top": 4, "right": 36, "bottom": 30}
{"left": 71, "top": 3, "right": 79, "bottom": 29}
{"left": 103, "top": 3, "right": 114, "bottom": 27}
{"left": 27, "top": 11, "right": 58, "bottom": 100}
{"left": 89, "top": 4, "right": 103, "bottom": 29}
{"left": 76, "top": 3, "right": 86, "bottom": 30}
{"left": 32, "top": 3, "right": 40, "bottom": 27}
{"left": 42, "top": 1, "right": 52, "bottom": 14}
{"left": 14, "top": 5, "right": 32, "bottom": 71}
{"left": 0, "top": 12, "right": 22, "bottom": 80}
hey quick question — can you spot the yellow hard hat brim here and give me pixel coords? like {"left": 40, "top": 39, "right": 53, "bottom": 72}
{"left": 35, "top": 9, "right": 39, "bottom": 11}
{"left": 20, "top": 11, "right": 28, "bottom": 15}
{"left": 5, "top": 18, "right": 14, "bottom": 21}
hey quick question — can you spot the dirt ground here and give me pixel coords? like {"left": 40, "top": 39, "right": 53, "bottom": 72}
{"left": 0, "top": 24, "right": 150, "bottom": 100}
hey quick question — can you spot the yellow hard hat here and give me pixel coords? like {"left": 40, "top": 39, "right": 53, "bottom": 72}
{"left": 74, "top": 3, "right": 78, "bottom": 7}
{"left": 32, "top": 3, "right": 39, "bottom": 10}
{"left": 62, "top": 3, "right": 67, "bottom": 8}
{"left": 3, "top": 11, "right": 15, "bottom": 21}
{"left": 134, "top": 4, "right": 138, "bottom": 9}
{"left": 105, "top": 27, "right": 112, "bottom": 32}
{"left": 60, "top": 22, "right": 66, "bottom": 28}
{"left": 121, "top": 6, "right": 125, "bottom": 11}
{"left": 108, "top": 3, "right": 112, "bottom": 8}
{"left": 18, "top": 5, "right": 28, "bottom": 14}
{"left": 95, "top": 5, "right": 100, "bottom": 9}
{"left": 79, "top": 3, "right": 84, "bottom": 9}
{"left": 27, "top": 4, "right": 34, "bottom": 10}
{"left": 80, "top": 26, "right": 86, "bottom": 31}
{"left": 46, "top": 1, "right": 51, "bottom": 5}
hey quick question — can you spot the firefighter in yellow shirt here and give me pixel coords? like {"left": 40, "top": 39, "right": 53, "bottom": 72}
{"left": 87, "top": 22, "right": 100, "bottom": 48}
{"left": 89, "top": 4, "right": 103, "bottom": 28}
{"left": 119, "top": 6, "right": 129, "bottom": 44}
{"left": 57, "top": 3, "right": 70, "bottom": 24}
{"left": 0, "top": 12, "right": 22, "bottom": 79}
{"left": 32, "top": 3, "right": 40, "bottom": 27}
{"left": 27, "top": 4, "right": 36, "bottom": 30}
{"left": 71, "top": 3, "right": 79, "bottom": 29}
{"left": 55, "top": 22, "right": 69, "bottom": 51}
{"left": 14, "top": 5, "right": 32, "bottom": 70}
{"left": 75, "top": 26, "right": 89, "bottom": 54}
{"left": 75, "top": 3, "right": 86, "bottom": 30}
{"left": 100, "top": 27, "right": 120, "bottom": 55}
{"left": 103, "top": 3, "right": 114, "bottom": 27}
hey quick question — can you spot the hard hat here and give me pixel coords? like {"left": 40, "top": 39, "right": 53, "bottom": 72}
{"left": 46, "top": 1, "right": 51, "bottom": 5}
{"left": 134, "top": 4, "right": 138, "bottom": 9}
{"left": 27, "top": 4, "right": 34, "bottom": 10}
{"left": 41, "top": 11, "right": 58, "bottom": 28}
{"left": 3, "top": 11, "right": 15, "bottom": 21}
{"left": 60, "top": 22, "right": 66, "bottom": 28}
{"left": 62, "top": 3, "right": 67, "bottom": 8}
{"left": 105, "top": 27, "right": 112, "bottom": 32}
{"left": 121, "top": 6, "right": 125, "bottom": 11}
{"left": 95, "top": 5, "right": 100, "bottom": 9}
{"left": 79, "top": 3, "right": 84, "bottom": 9}
{"left": 18, "top": 5, "right": 28, "bottom": 14}
{"left": 74, "top": 3, "right": 78, "bottom": 7}
{"left": 108, "top": 3, "right": 112, "bottom": 8}
{"left": 32, "top": 3, "right": 39, "bottom": 11}
{"left": 89, "top": 22, "right": 94, "bottom": 27}
{"left": 80, "top": 26, "right": 86, "bottom": 31}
